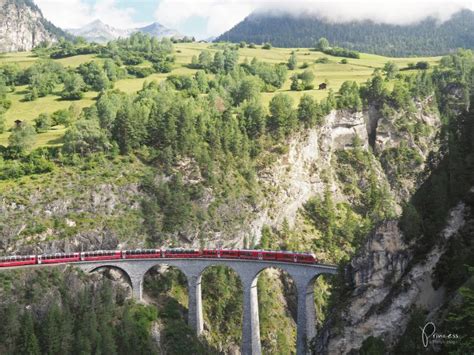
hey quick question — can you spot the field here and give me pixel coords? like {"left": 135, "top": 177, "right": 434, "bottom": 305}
{"left": 0, "top": 43, "right": 441, "bottom": 148}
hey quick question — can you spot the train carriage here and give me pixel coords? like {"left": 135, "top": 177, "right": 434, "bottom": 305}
{"left": 0, "top": 255, "right": 37, "bottom": 268}
{"left": 261, "top": 251, "right": 278, "bottom": 261}
{"left": 202, "top": 249, "right": 219, "bottom": 258}
{"left": 81, "top": 250, "right": 122, "bottom": 261}
{"left": 163, "top": 248, "right": 200, "bottom": 258}
{"left": 124, "top": 249, "right": 162, "bottom": 259}
{"left": 40, "top": 253, "right": 80, "bottom": 264}
{"left": 239, "top": 249, "right": 261, "bottom": 260}
{"left": 295, "top": 252, "right": 317, "bottom": 264}
{"left": 219, "top": 249, "right": 240, "bottom": 259}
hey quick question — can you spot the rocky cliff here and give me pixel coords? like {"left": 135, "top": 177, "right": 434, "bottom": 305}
{"left": 248, "top": 103, "right": 440, "bottom": 244}
{"left": 0, "top": 0, "right": 70, "bottom": 52}
{"left": 316, "top": 202, "right": 468, "bottom": 353}
{"left": 0, "top": 101, "right": 441, "bottom": 255}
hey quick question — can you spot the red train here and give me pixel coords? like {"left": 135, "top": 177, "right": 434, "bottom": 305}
{"left": 0, "top": 249, "right": 318, "bottom": 268}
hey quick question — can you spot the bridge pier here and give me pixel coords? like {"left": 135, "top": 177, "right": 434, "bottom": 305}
{"left": 186, "top": 273, "right": 204, "bottom": 335}
{"left": 241, "top": 275, "right": 261, "bottom": 355}
{"left": 130, "top": 274, "right": 144, "bottom": 301}
{"left": 295, "top": 276, "right": 318, "bottom": 355}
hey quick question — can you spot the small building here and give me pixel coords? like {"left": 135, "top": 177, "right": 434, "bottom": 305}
{"left": 14, "top": 120, "right": 23, "bottom": 127}
{"left": 318, "top": 83, "right": 327, "bottom": 90}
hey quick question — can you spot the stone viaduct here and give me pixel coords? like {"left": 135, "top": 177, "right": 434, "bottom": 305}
{"left": 76, "top": 259, "right": 337, "bottom": 355}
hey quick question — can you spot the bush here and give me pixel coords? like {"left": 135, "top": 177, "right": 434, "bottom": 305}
{"left": 8, "top": 123, "right": 37, "bottom": 151}
{"left": 126, "top": 66, "right": 154, "bottom": 78}
{"left": 323, "top": 47, "right": 360, "bottom": 59}
{"left": 153, "top": 60, "right": 173, "bottom": 73}
{"left": 262, "top": 42, "right": 272, "bottom": 50}
{"left": 415, "top": 61, "right": 430, "bottom": 70}
{"left": 315, "top": 57, "right": 330, "bottom": 64}
{"left": 33, "top": 113, "right": 52, "bottom": 132}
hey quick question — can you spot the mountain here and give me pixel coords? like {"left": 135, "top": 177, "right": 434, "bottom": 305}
{"left": 216, "top": 9, "right": 474, "bottom": 56}
{"left": 139, "top": 22, "right": 183, "bottom": 40}
{"left": 66, "top": 19, "right": 183, "bottom": 44}
{"left": 66, "top": 19, "right": 134, "bottom": 44}
{"left": 0, "top": 0, "right": 72, "bottom": 52}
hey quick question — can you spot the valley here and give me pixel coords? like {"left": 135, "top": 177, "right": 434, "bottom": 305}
{"left": 0, "top": 1, "right": 473, "bottom": 354}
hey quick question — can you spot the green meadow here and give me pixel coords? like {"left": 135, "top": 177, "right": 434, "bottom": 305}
{"left": 0, "top": 43, "right": 441, "bottom": 148}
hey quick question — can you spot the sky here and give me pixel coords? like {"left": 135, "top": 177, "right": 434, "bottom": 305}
{"left": 35, "top": 0, "right": 474, "bottom": 40}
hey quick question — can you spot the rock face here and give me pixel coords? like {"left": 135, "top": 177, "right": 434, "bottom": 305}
{"left": 248, "top": 104, "right": 439, "bottom": 243}
{"left": 249, "top": 110, "right": 367, "bottom": 240}
{"left": 0, "top": 0, "right": 68, "bottom": 52}
{"left": 0, "top": 102, "right": 441, "bottom": 256}
{"left": 316, "top": 203, "right": 468, "bottom": 354}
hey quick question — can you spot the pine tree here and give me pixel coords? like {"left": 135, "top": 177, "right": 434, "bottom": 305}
{"left": 18, "top": 312, "right": 40, "bottom": 355}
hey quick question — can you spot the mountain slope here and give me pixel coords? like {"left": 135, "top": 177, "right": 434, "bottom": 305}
{"left": 216, "top": 9, "right": 474, "bottom": 56}
{"left": 66, "top": 20, "right": 183, "bottom": 44}
{"left": 67, "top": 19, "right": 134, "bottom": 44}
{"left": 139, "top": 22, "right": 183, "bottom": 40}
{"left": 0, "top": 0, "right": 72, "bottom": 52}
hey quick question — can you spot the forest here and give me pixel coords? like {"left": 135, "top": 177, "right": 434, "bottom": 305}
{"left": 216, "top": 10, "right": 474, "bottom": 57}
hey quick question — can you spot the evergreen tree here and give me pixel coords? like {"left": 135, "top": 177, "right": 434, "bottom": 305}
{"left": 18, "top": 312, "right": 40, "bottom": 355}
{"left": 268, "top": 93, "right": 296, "bottom": 137}
{"left": 287, "top": 51, "right": 297, "bottom": 70}
{"left": 298, "top": 94, "right": 322, "bottom": 127}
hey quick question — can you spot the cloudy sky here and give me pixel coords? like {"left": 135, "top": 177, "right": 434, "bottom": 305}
{"left": 35, "top": 0, "right": 474, "bottom": 39}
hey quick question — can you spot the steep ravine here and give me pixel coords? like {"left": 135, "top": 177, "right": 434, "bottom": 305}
{"left": 316, "top": 201, "right": 468, "bottom": 354}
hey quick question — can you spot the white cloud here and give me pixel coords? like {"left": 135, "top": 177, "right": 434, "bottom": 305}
{"left": 154, "top": 0, "right": 474, "bottom": 38}
{"left": 154, "top": 0, "right": 255, "bottom": 38}
{"left": 35, "top": 0, "right": 140, "bottom": 29}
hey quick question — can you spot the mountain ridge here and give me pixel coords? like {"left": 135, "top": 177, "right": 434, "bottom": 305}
{"left": 66, "top": 19, "right": 183, "bottom": 44}
{"left": 216, "top": 9, "right": 474, "bottom": 56}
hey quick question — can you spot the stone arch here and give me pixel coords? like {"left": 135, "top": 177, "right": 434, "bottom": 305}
{"left": 254, "top": 266, "right": 298, "bottom": 354}
{"left": 142, "top": 263, "right": 188, "bottom": 301}
{"left": 200, "top": 263, "right": 244, "bottom": 351}
{"left": 86, "top": 265, "right": 134, "bottom": 298}
{"left": 143, "top": 263, "right": 190, "bottom": 323}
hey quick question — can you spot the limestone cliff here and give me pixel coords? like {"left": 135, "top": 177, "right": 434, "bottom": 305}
{"left": 0, "top": 0, "right": 70, "bottom": 52}
{"left": 248, "top": 103, "right": 440, "bottom": 244}
{"left": 316, "top": 201, "right": 470, "bottom": 354}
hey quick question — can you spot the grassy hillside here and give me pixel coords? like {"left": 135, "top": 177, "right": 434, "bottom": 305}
{"left": 0, "top": 43, "right": 440, "bottom": 148}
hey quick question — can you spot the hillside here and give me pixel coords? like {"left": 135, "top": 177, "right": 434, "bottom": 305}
{"left": 216, "top": 9, "right": 474, "bottom": 57}
{"left": 0, "top": 37, "right": 473, "bottom": 353}
{"left": 0, "top": 0, "right": 72, "bottom": 52}
{"left": 0, "top": 42, "right": 440, "bottom": 148}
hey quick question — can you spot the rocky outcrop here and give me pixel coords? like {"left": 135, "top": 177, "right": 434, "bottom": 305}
{"left": 248, "top": 110, "right": 369, "bottom": 241}
{"left": 248, "top": 103, "right": 440, "bottom": 243}
{"left": 0, "top": 181, "right": 142, "bottom": 254}
{"left": 316, "top": 203, "right": 468, "bottom": 354}
{"left": 0, "top": 0, "right": 68, "bottom": 52}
